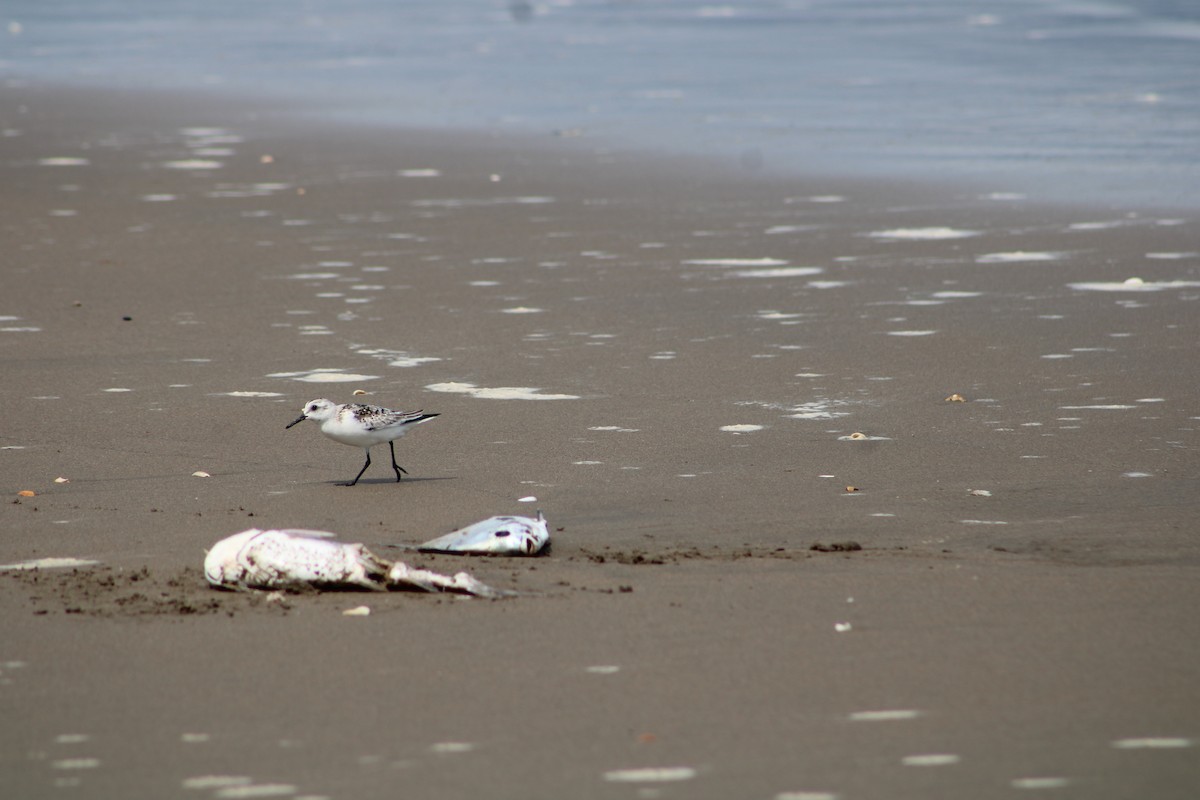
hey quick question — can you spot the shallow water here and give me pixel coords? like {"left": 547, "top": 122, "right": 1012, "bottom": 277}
{"left": 4, "top": 1, "right": 1199, "bottom": 205}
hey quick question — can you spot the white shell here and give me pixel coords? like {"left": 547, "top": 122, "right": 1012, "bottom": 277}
{"left": 204, "top": 529, "right": 506, "bottom": 596}
{"left": 418, "top": 511, "right": 549, "bottom": 556}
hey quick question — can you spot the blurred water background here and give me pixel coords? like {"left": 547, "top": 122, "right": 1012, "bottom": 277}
{"left": 3, "top": 0, "right": 1198, "bottom": 208}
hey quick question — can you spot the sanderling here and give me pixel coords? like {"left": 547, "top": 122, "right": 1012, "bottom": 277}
{"left": 286, "top": 398, "right": 439, "bottom": 486}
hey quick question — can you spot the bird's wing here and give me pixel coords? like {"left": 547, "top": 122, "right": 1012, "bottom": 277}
{"left": 352, "top": 404, "right": 426, "bottom": 431}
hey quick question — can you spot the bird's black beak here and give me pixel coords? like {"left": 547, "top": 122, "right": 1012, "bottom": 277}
{"left": 285, "top": 415, "right": 307, "bottom": 429}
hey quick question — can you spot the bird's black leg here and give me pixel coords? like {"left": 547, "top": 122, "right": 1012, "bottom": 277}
{"left": 389, "top": 440, "right": 409, "bottom": 482}
{"left": 344, "top": 449, "right": 372, "bottom": 486}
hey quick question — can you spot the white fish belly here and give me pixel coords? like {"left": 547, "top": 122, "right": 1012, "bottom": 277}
{"left": 419, "top": 514, "right": 549, "bottom": 556}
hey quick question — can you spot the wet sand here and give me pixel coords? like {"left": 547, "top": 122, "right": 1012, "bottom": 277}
{"left": 1, "top": 84, "right": 1198, "bottom": 799}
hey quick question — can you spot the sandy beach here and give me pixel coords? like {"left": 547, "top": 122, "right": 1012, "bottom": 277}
{"left": 2, "top": 84, "right": 1198, "bottom": 799}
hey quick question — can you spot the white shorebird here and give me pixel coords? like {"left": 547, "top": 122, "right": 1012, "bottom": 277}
{"left": 286, "top": 398, "right": 439, "bottom": 486}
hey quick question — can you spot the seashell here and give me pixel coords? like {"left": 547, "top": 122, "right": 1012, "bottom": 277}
{"left": 204, "top": 528, "right": 507, "bottom": 597}
{"left": 54, "top": 476, "right": 70, "bottom": 484}
{"left": 418, "top": 511, "right": 550, "bottom": 556}
{"left": 17, "top": 490, "right": 36, "bottom": 497}
{"left": 945, "top": 393, "right": 966, "bottom": 402}
{"left": 848, "top": 432, "right": 867, "bottom": 440}
{"left": 844, "top": 486, "right": 860, "bottom": 493}
{"left": 342, "top": 605, "right": 371, "bottom": 617}
{"left": 191, "top": 471, "right": 211, "bottom": 478}
{"left": 352, "top": 389, "right": 368, "bottom": 396}
{"left": 969, "top": 489, "right": 992, "bottom": 497}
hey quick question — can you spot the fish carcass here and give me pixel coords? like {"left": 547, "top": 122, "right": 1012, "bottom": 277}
{"left": 418, "top": 510, "right": 550, "bottom": 556}
{"left": 204, "top": 528, "right": 506, "bottom": 597}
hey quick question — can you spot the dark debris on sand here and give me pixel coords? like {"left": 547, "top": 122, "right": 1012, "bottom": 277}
{"left": 3, "top": 566, "right": 285, "bottom": 618}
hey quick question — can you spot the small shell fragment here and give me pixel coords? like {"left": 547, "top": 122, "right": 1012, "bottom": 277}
{"left": 845, "top": 486, "right": 860, "bottom": 493}
{"left": 352, "top": 389, "right": 368, "bottom": 396}
{"left": 945, "top": 393, "right": 967, "bottom": 402}
{"left": 342, "top": 606, "right": 371, "bottom": 617}
{"left": 848, "top": 432, "right": 867, "bottom": 440}
{"left": 835, "top": 622, "right": 853, "bottom": 633}
{"left": 603, "top": 767, "right": 696, "bottom": 783}
{"left": 17, "top": 490, "right": 36, "bottom": 497}
{"left": 192, "top": 471, "right": 211, "bottom": 478}
{"left": 260, "top": 154, "right": 275, "bottom": 164}
{"left": 969, "top": 489, "right": 992, "bottom": 497}
{"left": 54, "top": 477, "right": 70, "bottom": 484}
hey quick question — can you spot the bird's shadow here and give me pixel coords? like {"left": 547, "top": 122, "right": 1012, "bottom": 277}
{"left": 324, "top": 475, "right": 458, "bottom": 487}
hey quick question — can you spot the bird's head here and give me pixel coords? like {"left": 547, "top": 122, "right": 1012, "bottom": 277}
{"left": 286, "top": 398, "right": 336, "bottom": 429}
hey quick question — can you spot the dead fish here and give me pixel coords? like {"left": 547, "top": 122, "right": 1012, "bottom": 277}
{"left": 418, "top": 511, "right": 549, "bottom": 556}
{"left": 204, "top": 528, "right": 392, "bottom": 591}
{"left": 204, "top": 529, "right": 507, "bottom": 596}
